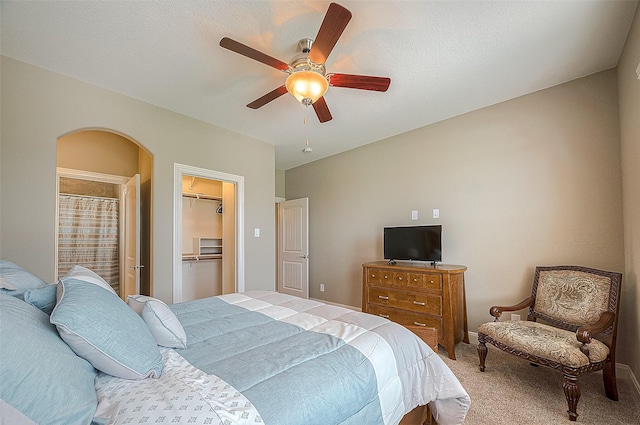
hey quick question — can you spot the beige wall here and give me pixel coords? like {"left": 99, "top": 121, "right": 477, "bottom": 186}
{"left": 0, "top": 56, "right": 276, "bottom": 302}
{"left": 275, "top": 168, "right": 285, "bottom": 199}
{"left": 286, "top": 69, "right": 626, "bottom": 354}
{"left": 58, "top": 130, "right": 140, "bottom": 176}
{"left": 618, "top": 7, "right": 640, "bottom": 382}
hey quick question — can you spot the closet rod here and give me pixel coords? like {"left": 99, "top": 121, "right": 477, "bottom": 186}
{"left": 59, "top": 193, "right": 119, "bottom": 201}
{"left": 182, "top": 192, "right": 222, "bottom": 201}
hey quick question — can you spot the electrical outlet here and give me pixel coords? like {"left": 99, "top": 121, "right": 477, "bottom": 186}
{"left": 511, "top": 314, "right": 521, "bottom": 321}
{"left": 320, "top": 284, "right": 325, "bottom": 292}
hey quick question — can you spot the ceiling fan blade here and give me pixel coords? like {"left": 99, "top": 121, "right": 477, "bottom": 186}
{"left": 220, "top": 37, "right": 289, "bottom": 71}
{"left": 308, "top": 3, "right": 352, "bottom": 64}
{"left": 329, "top": 73, "right": 391, "bottom": 92}
{"left": 247, "top": 85, "right": 288, "bottom": 109}
{"left": 312, "top": 97, "right": 333, "bottom": 123}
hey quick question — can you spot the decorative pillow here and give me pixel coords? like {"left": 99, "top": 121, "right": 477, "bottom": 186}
{"left": 63, "top": 265, "right": 117, "bottom": 295}
{"left": 127, "top": 295, "right": 188, "bottom": 349}
{"left": 0, "top": 287, "right": 28, "bottom": 300}
{"left": 126, "top": 294, "right": 149, "bottom": 315}
{"left": 23, "top": 284, "right": 58, "bottom": 315}
{"left": 0, "top": 292, "right": 97, "bottom": 424}
{"left": 0, "top": 260, "right": 47, "bottom": 291}
{"left": 50, "top": 278, "right": 163, "bottom": 380}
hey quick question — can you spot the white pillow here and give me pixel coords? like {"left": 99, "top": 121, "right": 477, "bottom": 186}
{"left": 64, "top": 265, "right": 116, "bottom": 295}
{"left": 126, "top": 294, "right": 148, "bottom": 315}
{"left": 127, "top": 295, "right": 187, "bottom": 349}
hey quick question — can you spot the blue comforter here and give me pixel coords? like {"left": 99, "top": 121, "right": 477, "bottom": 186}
{"left": 172, "top": 296, "right": 383, "bottom": 425}
{"left": 94, "top": 291, "right": 470, "bottom": 425}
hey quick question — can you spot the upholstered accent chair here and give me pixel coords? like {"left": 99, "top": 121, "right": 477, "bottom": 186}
{"left": 477, "top": 265, "right": 622, "bottom": 421}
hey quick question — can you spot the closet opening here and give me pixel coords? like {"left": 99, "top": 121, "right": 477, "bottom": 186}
{"left": 173, "top": 164, "right": 244, "bottom": 303}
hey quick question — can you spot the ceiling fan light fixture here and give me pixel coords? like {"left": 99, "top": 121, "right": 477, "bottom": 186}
{"left": 285, "top": 69, "right": 329, "bottom": 105}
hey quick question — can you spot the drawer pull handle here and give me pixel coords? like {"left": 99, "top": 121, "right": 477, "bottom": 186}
{"left": 379, "top": 314, "right": 390, "bottom": 319}
{"left": 384, "top": 275, "right": 388, "bottom": 279}
{"left": 371, "top": 274, "right": 376, "bottom": 278}
{"left": 429, "top": 280, "right": 435, "bottom": 284}
{"left": 413, "top": 322, "right": 426, "bottom": 327}
{"left": 378, "top": 295, "right": 389, "bottom": 300}
{"left": 413, "top": 301, "right": 426, "bottom": 306}
{"left": 413, "top": 278, "right": 418, "bottom": 282}
{"left": 397, "top": 277, "right": 403, "bottom": 281}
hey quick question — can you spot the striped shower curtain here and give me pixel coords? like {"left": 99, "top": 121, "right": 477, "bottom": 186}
{"left": 58, "top": 194, "right": 120, "bottom": 294}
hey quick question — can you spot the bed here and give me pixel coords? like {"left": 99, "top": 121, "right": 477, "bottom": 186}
{"left": 0, "top": 260, "right": 470, "bottom": 425}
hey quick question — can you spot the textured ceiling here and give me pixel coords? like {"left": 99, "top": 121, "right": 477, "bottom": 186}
{"left": 1, "top": 1, "right": 637, "bottom": 169}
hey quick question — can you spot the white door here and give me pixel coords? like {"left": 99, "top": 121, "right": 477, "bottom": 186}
{"left": 277, "top": 198, "right": 309, "bottom": 298}
{"left": 122, "top": 174, "right": 141, "bottom": 301}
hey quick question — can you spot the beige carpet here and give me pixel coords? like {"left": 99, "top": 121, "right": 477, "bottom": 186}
{"left": 439, "top": 341, "right": 640, "bottom": 425}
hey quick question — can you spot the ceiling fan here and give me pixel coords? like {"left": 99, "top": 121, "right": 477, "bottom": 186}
{"left": 219, "top": 2, "right": 391, "bottom": 123}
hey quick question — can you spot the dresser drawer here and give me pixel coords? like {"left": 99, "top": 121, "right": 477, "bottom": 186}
{"left": 405, "top": 272, "right": 442, "bottom": 291}
{"left": 367, "top": 268, "right": 394, "bottom": 285}
{"left": 368, "top": 304, "right": 443, "bottom": 337}
{"left": 368, "top": 287, "right": 442, "bottom": 316}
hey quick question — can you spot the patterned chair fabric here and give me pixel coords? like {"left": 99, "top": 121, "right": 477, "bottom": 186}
{"left": 477, "top": 265, "right": 622, "bottom": 422}
{"left": 534, "top": 270, "right": 611, "bottom": 328}
{"left": 477, "top": 320, "right": 609, "bottom": 368}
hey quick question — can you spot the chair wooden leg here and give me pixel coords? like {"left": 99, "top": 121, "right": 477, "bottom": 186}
{"left": 603, "top": 359, "right": 619, "bottom": 401}
{"left": 562, "top": 371, "right": 580, "bottom": 421}
{"left": 477, "top": 336, "right": 488, "bottom": 372}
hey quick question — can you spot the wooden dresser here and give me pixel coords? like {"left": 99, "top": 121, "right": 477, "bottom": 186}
{"left": 362, "top": 261, "right": 469, "bottom": 359}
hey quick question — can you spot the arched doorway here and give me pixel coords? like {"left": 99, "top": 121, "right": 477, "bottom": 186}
{"left": 56, "top": 129, "right": 153, "bottom": 298}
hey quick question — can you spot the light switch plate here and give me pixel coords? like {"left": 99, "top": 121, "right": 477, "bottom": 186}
{"left": 433, "top": 209, "right": 440, "bottom": 219}
{"left": 254, "top": 228, "right": 260, "bottom": 237}
{"left": 411, "top": 210, "right": 418, "bottom": 220}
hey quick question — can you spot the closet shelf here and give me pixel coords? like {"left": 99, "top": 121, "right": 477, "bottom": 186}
{"left": 182, "top": 192, "right": 222, "bottom": 201}
{"left": 194, "top": 237, "right": 222, "bottom": 257}
{"left": 182, "top": 254, "right": 222, "bottom": 262}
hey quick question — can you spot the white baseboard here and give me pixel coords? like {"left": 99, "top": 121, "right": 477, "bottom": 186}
{"left": 468, "top": 331, "right": 640, "bottom": 401}
{"left": 616, "top": 363, "right": 640, "bottom": 403}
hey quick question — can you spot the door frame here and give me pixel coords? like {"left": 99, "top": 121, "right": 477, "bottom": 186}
{"left": 122, "top": 174, "right": 141, "bottom": 301}
{"left": 55, "top": 168, "right": 131, "bottom": 285}
{"left": 172, "top": 163, "right": 245, "bottom": 303}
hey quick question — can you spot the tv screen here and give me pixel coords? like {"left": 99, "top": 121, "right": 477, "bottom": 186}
{"left": 384, "top": 225, "right": 442, "bottom": 263}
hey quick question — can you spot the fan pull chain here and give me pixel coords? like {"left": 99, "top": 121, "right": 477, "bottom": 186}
{"left": 303, "top": 107, "right": 312, "bottom": 153}
{"left": 305, "top": 116, "right": 309, "bottom": 146}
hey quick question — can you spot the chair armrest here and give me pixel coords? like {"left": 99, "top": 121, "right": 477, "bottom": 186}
{"left": 489, "top": 297, "right": 534, "bottom": 320}
{"left": 577, "top": 311, "right": 615, "bottom": 357}
{"left": 577, "top": 311, "right": 615, "bottom": 344}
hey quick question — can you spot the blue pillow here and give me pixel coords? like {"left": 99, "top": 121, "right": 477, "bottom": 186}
{"left": 50, "top": 277, "right": 163, "bottom": 380}
{"left": 0, "top": 260, "right": 47, "bottom": 290}
{"left": 0, "top": 292, "right": 97, "bottom": 424}
{"left": 23, "top": 284, "right": 58, "bottom": 315}
{"left": 0, "top": 287, "right": 27, "bottom": 299}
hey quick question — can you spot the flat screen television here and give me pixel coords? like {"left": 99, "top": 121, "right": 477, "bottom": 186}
{"left": 383, "top": 225, "right": 442, "bottom": 264}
